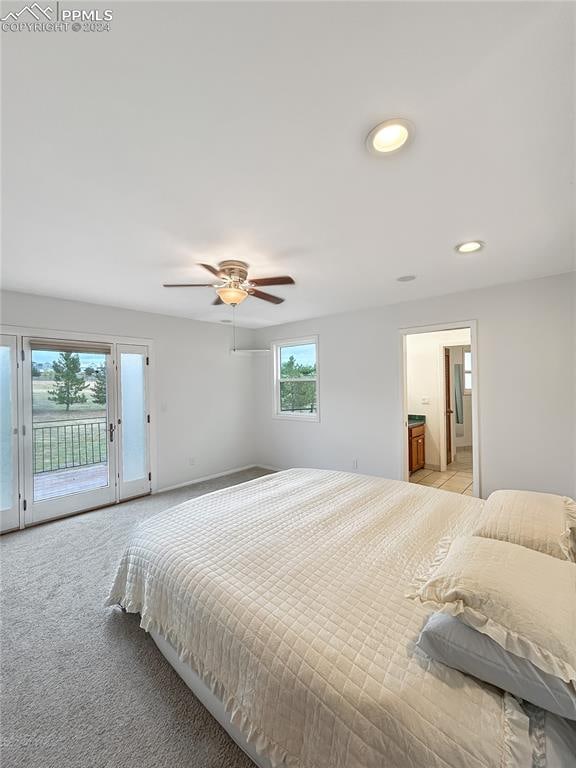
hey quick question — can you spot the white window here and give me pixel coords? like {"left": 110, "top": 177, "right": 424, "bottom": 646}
{"left": 464, "top": 349, "right": 472, "bottom": 392}
{"left": 273, "top": 337, "right": 319, "bottom": 420}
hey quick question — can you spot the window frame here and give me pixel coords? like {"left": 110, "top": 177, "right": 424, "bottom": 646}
{"left": 272, "top": 335, "right": 320, "bottom": 422}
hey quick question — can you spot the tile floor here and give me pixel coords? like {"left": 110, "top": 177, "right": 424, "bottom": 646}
{"left": 410, "top": 448, "right": 474, "bottom": 495}
{"left": 448, "top": 446, "right": 473, "bottom": 472}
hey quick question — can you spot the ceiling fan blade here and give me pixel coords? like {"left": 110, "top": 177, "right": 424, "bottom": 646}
{"left": 198, "top": 262, "right": 221, "bottom": 278}
{"left": 163, "top": 283, "right": 215, "bottom": 287}
{"left": 212, "top": 296, "right": 224, "bottom": 305}
{"left": 250, "top": 276, "right": 295, "bottom": 286}
{"left": 250, "top": 289, "right": 284, "bottom": 304}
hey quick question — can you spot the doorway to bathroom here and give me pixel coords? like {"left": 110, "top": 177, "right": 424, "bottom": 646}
{"left": 400, "top": 322, "right": 479, "bottom": 497}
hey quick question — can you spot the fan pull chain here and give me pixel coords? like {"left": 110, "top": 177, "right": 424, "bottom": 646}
{"left": 232, "top": 305, "right": 237, "bottom": 352}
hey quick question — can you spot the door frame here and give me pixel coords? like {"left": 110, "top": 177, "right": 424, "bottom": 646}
{"left": 399, "top": 320, "right": 480, "bottom": 498}
{"left": 444, "top": 346, "right": 453, "bottom": 465}
{"left": 0, "top": 334, "right": 21, "bottom": 533}
{"left": 0, "top": 324, "right": 157, "bottom": 529}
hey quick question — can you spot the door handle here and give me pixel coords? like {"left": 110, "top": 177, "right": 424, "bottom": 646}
{"left": 109, "top": 423, "right": 115, "bottom": 442}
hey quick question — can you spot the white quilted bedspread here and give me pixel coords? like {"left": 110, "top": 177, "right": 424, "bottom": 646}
{"left": 108, "top": 469, "right": 529, "bottom": 768}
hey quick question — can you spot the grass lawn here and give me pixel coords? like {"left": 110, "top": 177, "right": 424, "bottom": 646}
{"left": 32, "top": 380, "right": 107, "bottom": 423}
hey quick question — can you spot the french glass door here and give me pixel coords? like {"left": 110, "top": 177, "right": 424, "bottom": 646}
{"left": 2, "top": 336, "right": 153, "bottom": 528}
{"left": 0, "top": 335, "right": 20, "bottom": 533}
{"left": 22, "top": 339, "right": 118, "bottom": 525}
{"left": 117, "top": 345, "right": 150, "bottom": 500}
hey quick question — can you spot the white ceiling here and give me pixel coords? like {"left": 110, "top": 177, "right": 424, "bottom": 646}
{"left": 2, "top": 2, "right": 574, "bottom": 328}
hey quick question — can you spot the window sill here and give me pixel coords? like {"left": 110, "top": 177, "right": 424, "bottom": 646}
{"left": 273, "top": 413, "right": 320, "bottom": 423}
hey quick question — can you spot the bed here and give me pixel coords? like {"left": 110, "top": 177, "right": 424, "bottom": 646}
{"left": 107, "top": 469, "right": 570, "bottom": 767}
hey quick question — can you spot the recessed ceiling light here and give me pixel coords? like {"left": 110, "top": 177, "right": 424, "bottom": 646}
{"left": 455, "top": 240, "right": 485, "bottom": 254}
{"left": 367, "top": 118, "right": 412, "bottom": 155}
{"left": 397, "top": 275, "right": 416, "bottom": 282}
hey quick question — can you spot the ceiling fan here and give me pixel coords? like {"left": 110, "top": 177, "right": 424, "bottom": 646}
{"left": 163, "top": 260, "right": 295, "bottom": 306}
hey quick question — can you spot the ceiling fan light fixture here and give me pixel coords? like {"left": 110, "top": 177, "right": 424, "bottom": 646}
{"left": 367, "top": 118, "right": 411, "bottom": 155}
{"left": 216, "top": 285, "right": 248, "bottom": 306}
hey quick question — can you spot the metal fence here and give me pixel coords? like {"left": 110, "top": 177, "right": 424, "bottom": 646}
{"left": 33, "top": 418, "right": 107, "bottom": 474}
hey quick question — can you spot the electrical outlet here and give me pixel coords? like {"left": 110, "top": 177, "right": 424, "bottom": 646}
{"left": 188, "top": 457, "right": 196, "bottom": 467}
{"left": 421, "top": 397, "right": 430, "bottom": 405}
{"left": 352, "top": 458, "right": 358, "bottom": 470}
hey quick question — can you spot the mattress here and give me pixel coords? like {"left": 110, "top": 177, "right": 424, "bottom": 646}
{"left": 107, "top": 468, "right": 534, "bottom": 768}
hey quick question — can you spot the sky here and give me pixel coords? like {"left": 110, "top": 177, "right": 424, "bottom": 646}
{"left": 32, "top": 351, "right": 106, "bottom": 369}
{"left": 280, "top": 343, "right": 316, "bottom": 367}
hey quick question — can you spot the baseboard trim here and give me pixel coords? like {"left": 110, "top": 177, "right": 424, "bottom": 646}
{"left": 156, "top": 465, "right": 266, "bottom": 494}
{"left": 255, "top": 463, "right": 283, "bottom": 472}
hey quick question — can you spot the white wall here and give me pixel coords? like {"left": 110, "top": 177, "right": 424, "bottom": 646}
{"left": 3, "top": 273, "right": 574, "bottom": 500}
{"left": 0, "top": 291, "right": 257, "bottom": 491}
{"left": 406, "top": 329, "right": 470, "bottom": 470}
{"left": 252, "top": 274, "right": 575, "bottom": 498}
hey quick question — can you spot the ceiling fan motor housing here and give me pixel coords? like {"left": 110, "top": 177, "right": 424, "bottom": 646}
{"left": 219, "top": 260, "right": 249, "bottom": 283}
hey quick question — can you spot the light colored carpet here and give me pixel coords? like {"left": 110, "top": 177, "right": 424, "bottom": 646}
{"left": 0, "top": 468, "right": 274, "bottom": 768}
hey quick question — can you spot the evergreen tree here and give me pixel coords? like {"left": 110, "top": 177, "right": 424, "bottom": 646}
{"left": 280, "top": 354, "right": 317, "bottom": 413}
{"left": 31, "top": 363, "right": 41, "bottom": 378}
{"left": 280, "top": 355, "right": 316, "bottom": 378}
{"left": 91, "top": 366, "right": 107, "bottom": 406}
{"left": 48, "top": 353, "right": 89, "bottom": 411}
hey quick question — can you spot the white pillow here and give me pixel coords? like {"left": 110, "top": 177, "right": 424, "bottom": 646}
{"left": 410, "top": 536, "right": 576, "bottom": 687}
{"left": 473, "top": 489, "right": 576, "bottom": 562}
